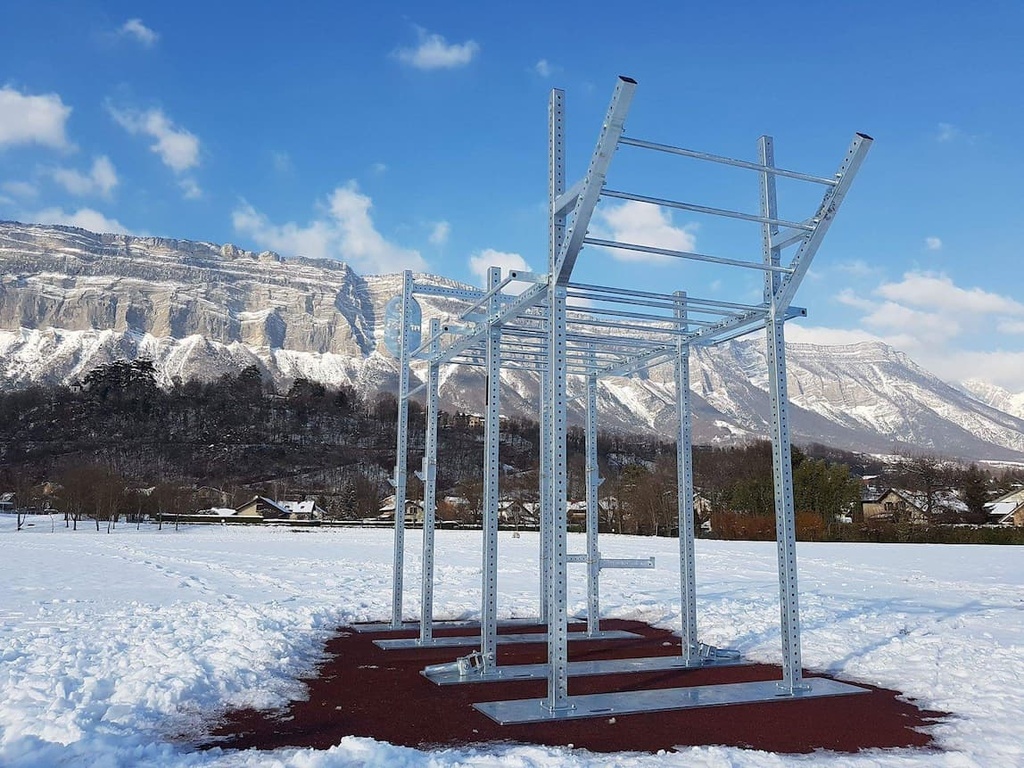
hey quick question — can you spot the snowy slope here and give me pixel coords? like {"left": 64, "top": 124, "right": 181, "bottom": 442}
{"left": 3, "top": 220, "right": 1024, "bottom": 460}
{"left": 2, "top": 516, "right": 1023, "bottom": 767}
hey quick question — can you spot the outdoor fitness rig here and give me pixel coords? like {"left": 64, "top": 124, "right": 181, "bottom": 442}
{"left": 365, "top": 76, "right": 872, "bottom": 723}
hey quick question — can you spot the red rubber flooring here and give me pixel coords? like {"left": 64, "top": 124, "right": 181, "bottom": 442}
{"left": 205, "top": 619, "right": 945, "bottom": 755}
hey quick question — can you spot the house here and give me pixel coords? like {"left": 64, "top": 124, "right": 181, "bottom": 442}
{"left": 0, "top": 492, "right": 15, "bottom": 513}
{"left": 377, "top": 495, "right": 425, "bottom": 523}
{"left": 862, "top": 488, "right": 968, "bottom": 524}
{"left": 279, "top": 499, "right": 326, "bottom": 521}
{"left": 234, "top": 496, "right": 291, "bottom": 519}
{"left": 988, "top": 488, "right": 1024, "bottom": 527}
{"left": 862, "top": 489, "right": 928, "bottom": 524}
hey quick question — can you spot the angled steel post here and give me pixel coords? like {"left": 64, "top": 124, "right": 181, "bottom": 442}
{"left": 759, "top": 136, "right": 805, "bottom": 692}
{"left": 584, "top": 345, "right": 603, "bottom": 636}
{"left": 554, "top": 76, "right": 636, "bottom": 284}
{"left": 389, "top": 269, "right": 414, "bottom": 628}
{"left": 773, "top": 133, "right": 873, "bottom": 312}
{"left": 481, "top": 266, "right": 503, "bottom": 671}
{"left": 673, "top": 291, "right": 699, "bottom": 663}
{"left": 417, "top": 318, "right": 442, "bottom": 644}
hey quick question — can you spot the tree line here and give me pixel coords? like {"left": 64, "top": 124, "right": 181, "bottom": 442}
{"left": 1, "top": 359, "right": 1020, "bottom": 539}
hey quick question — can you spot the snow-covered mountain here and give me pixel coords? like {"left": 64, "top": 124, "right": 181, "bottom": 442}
{"left": 2, "top": 220, "right": 1023, "bottom": 461}
{"left": 961, "top": 379, "right": 1024, "bottom": 421}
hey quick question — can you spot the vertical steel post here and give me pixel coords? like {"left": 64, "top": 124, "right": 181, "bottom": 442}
{"left": 539, "top": 359, "right": 551, "bottom": 623}
{"left": 546, "top": 280, "right": 571, "bottom": 711}
{"left": 674, "top": 291, "right": 699, "bottom": 663}
{"left": 759, "top": 136, "right": 805, "bottom": 691}
{"left": 418, "top": 318, "right": 441, "bottom": 644}
{"left": 542, "top": 88, "right": 565, "bottom": 626}
{"left": 584, "top": 345, "right": 602, "bottom": 636}
{"left": 481, "top": 267, "right": 502, "bottom": 670}
{"left": 390, "top": 269, "right": 414, "bottom": 628}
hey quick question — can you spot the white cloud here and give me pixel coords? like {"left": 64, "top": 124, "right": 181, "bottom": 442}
{"left": 428, "top": 220, "right": 450, "bottom": 246}
{"left": 1, "top": 180, "right": 38, "bottom": 199}
{"left": 925, "top": 236, "right": 942, "bottom": 251}
{"left": 997, "top": 319, "right": 1024, "bottom": 334}
{"left": 0, "top": 87, "right": 73, "bottom": 150}
{"left": 835, "top": 258, "right": 880, "bottom": 277}
{"left": 371, "top": 162, "right": 388, "bottom": 175}
{"left": 829, "top": 270, "right": 1024, "bottom": 391}
{"left": 592, "top": 200, "right": 697, "bottom": 262}
{"left": 178, "top": 177, "right": 203, "bottom": 200}
{"left": 876, "top": 272, "right": 1024, "bottom": 317}
{"left": 786, "top": 323, "right": 884, "bottom": 347}
{"left": 119, "top": 19, "right": 158, "bottom": 47}
{"left": 535, "top": 59, "right": 552, "bottom": 77}
{"left": 394, "top": 29, "right": 479, "bottom": 70}
{"left": 232, "top": 180, "right": 426, "bottom": 273}
{"left": 29, "top": 206, "right": 131, "bottom": 234}
{"left": 108, "top": 105, "right": 200, "bottom": 173}
{"left": 270, "top": 150, "right": 293, "bottom": 174}
{"left": 50, "top": 156, "right": 119, "bottom": 197}
{"left": 936, "top": 123, "right": 962, "bottom": 143}
{"left": 468, "top": 249, "right": 531, "bottom": 287}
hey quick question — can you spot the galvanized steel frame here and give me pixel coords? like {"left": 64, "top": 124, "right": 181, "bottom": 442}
{"left": 382, "top": 76, "right": 871, "bottom": 720}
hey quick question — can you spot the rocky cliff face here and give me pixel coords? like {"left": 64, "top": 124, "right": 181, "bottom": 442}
{"left": 2, "top": 220, "right": 1023, "bottom": 461}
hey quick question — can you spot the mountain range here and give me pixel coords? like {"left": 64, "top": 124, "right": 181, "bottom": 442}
{"left": 1, "top": 220, "right": 1022, "bottom": 462}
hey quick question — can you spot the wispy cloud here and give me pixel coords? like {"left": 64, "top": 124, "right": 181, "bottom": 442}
{"left": 108, "top": 105, "right": 200, "bottom": 173}
{"left": 0, "top": 87, "right": 73, "bottom": 151}
{"left": 394, "top": 28, "right": 479, "bottom": 70}
{"left": 428, "top": 220, "right": 450, "bottom": 246}
{"left": 591, "top": 200, "right": 697, "bottom": 263}
{"left": 49, "top": 156, "right": 118, "bottom": 198}
{"left": 270, "top": 150, "right": 293, "bottom": 174}
{"left": 119, "top": 19, "right": 158, "bottom": 47}
{"left": 1, "top": 180, "right": 39, "bottom": 199}
{"left": 534, "top": 59, "right": 552, "bottom": 77}
{"left": 830, "top": 270, "right": 1024, "bottom": 390}
{"left": 232, "top": 181, "right": 426, "bottom": 273}
{"left": 29, "top": 206, "right": 131, "bottom": 234}
{"left": 924, "top": 236, "right": 942, "bottom": 251}
{"left": 108, "top": 105, "right": 201, "bottom": 198}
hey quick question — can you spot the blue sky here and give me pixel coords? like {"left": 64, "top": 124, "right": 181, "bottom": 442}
{"left": 2, "top": 2, "right": 1024, "bottom": 391}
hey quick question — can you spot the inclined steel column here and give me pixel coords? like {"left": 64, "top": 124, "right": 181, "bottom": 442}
{"left": 418, "top": 318, "right": 442, "bottom": 644}
{"left": 481, "top": 267, "right": 503, "bottom": 670}
{"left": 759, "top": 136, "right": 805, "bottom": 691}
{"left": 584, "top": 346, "right": 602, "bottom": 636}
{"left": 389, "top": 270, "right": 414, "bottom": 628}
{"left": 674, "top": 291, "right": 699, "bottom": 663}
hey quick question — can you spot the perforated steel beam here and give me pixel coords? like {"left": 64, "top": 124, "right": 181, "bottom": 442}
{"left": 416, "top": 317, "right": 442, "bottom": 644}
{"left": 674, "top": 292, "right": 699, "bottom": 664}
{"left": 760, "top": 135, "right": 804, "bottom": 692}
{"left": 389, "top": 270, "right": 414, "bottom": 628}
{"left": 480, "top": 267, "right": 503, "bottom": 672}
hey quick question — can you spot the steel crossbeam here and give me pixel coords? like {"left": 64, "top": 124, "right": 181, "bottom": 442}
{"left": 378, "top": 76, "right": 871, "bottom": 724}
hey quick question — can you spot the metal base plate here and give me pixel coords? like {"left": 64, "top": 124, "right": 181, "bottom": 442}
{"left": 350, "top": 618, "right": 541, "bottom": 634}
{"left": 474, "top": 677, "right": 869, "bottom": 724}
{"left": 375, "top": 629, "right": 640, "bottom": 650}
{"left": 424, "top": 652, "right": 747, "bottom": 685}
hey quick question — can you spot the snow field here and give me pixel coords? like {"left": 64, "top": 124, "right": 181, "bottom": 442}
{"left": 2, "top": 516, "right": 1023, "bottom": 767}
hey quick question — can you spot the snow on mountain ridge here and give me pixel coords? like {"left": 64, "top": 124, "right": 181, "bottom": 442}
{"left": 1, "top": 220, "right": 1023, "bottom": 461}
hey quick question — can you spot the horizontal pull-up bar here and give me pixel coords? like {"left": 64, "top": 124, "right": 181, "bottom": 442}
{"left": 602, "top": 188, "right": 814, "bottom": 231}
{"left": 583, "top": 237, "right": 794, "bottom": 273}
{"left": 618, "top": 136, "right": 839, "bottom": 186}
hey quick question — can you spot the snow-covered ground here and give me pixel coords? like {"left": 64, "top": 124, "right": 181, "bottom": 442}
{"left": 2, "top": 515, "right": 1023, "bottom": 767}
